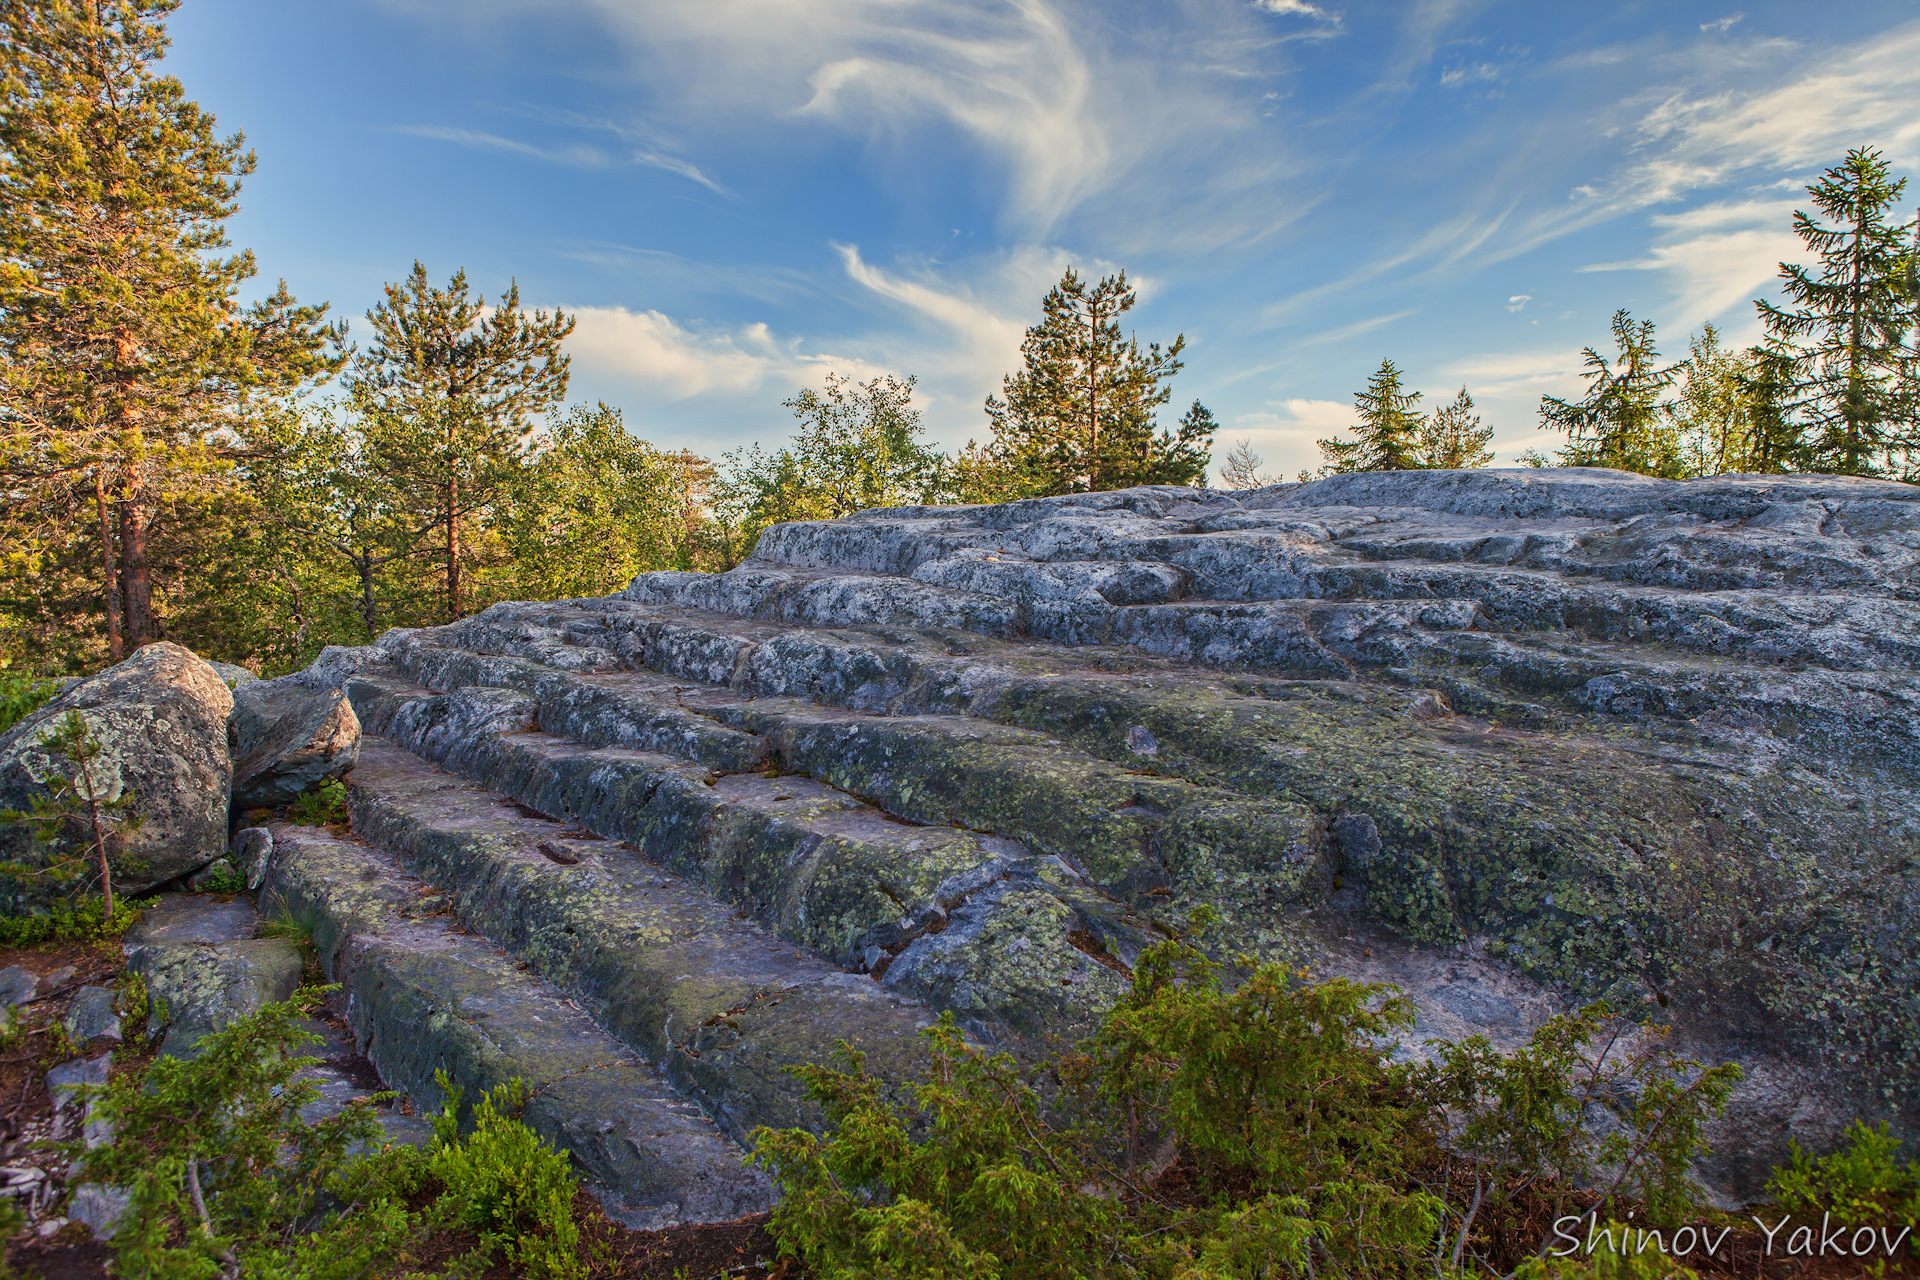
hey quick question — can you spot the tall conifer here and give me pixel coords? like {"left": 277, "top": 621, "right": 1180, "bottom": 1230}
{"left": 978, "top": 270, "right": 1205, "bottom": 496}
{"left": 1538, "top": 311, "right": 1680, "bottom": 475}
{"left": 1318, "top": 359, "right": 1425, "bottom": 473}
{"left": 348, "top": 263, "right": 573, "bottom": 622}
{"left": 1756, "top": 148, "right": 1912, "bottom": 476}
{"left": 0, "top": 0, "right": 343, "bottom": 657}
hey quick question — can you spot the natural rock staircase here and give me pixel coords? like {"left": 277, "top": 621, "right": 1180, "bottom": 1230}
{"left": 246, "top": 470, "right": 1920, "bottom": 1218}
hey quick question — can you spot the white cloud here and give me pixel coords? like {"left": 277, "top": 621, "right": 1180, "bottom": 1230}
{"left": 395, "top": 123, "right": 728, "bottom": 192}
{"left": 1440, "top": 61, "right": 1501, "bottom": 89}
{"left": 1700, "top": 14, "right": 1744, "bottom": 35}
{"left": 1575, "top": 196, "right": 1802, "bottom": 333}
{"left": 393, "top": 125, "right": 612, "bottom": 167}
{"left": 565, "top": 306, "right": 893, "bottom": 402}
{"left": 1251, "top": 0, "right": 1338, "bottom": 21}
{"left": 1620, "top": 22, "right": 1920, "bottom": 206}
{"left": 1506, "top": 294, "right": 1532, "bottom": 312}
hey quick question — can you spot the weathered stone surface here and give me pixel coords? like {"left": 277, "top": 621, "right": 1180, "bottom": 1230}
{"left": 124, "top": 895, "right": 304, "bottom": 1059}
{"left": 264, "top": 468, "right": 1918, "bottom": 1203}
{"left": 257, "top": 818, "right": 774, "bottom": 1228}
{"left": 232, "top": 826, "right": 275, "bottom": 890}
{"left": 230, "top": 677, "right": 360, "bottom": 809}
{"left": 0, "top": 966, "right": 35, "bottom": 1007}
{"left": 62, "top": 986, "right": 121, "bottom": 1046}
{"left": 0, "top": 644, "right": 233, "bottom": 905}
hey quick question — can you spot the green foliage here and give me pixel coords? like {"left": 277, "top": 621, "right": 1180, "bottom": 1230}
{"left": 0, "top": 894, "right": 137, "bottom": 947}
{"left": 0, "top": 673, "right": 55, "bottom": 734}
{"left": 192, "top": 860, "right": 248, "bottom": 895}
{"left": 1419, "top": 387, "right": 1495, "bottom": 469}
{"left": 0, "top": 0, "right": 346, "bottom": 661}
{"left": 505, "top": 402, "right": 715, "bottom": 595}
{"left": 347, "top": 262, "right": 575, "bottom": 624}
{"left": 1517, "top": 1227, "right": 1702, "bottom": 1280}
{"left": 1767, "top": 1120, "right": 1920, "bottom": 1235}
{"left": 755, "top": 925, "right": 1746, "bottom": 1280}
{"left": 1757, "top": 147, "right": 1915, "bottom": 476}
{"left": 1414, "top": 1004, "right": 1743, "bottom": 1270}
{"left": 75, "top": 986, "right": 385, "bottom": 1276}
{"left": 70, "top": 989, "right": 588, "bottom": 1279}
{"left": 429, "top": 1073, "right": 586, "bottom": 1280}
{"left": 1539, "top": 311, "right": 1685, "bottom": 476}
{"left": 1319, "top": 359, "right": 1427, "bottom": 474}
{"left": 0, "top": 710, "right": 142, "bottom": 917}
{"left": 974, "top": 268, "right": 1208, "bottom": 498}
{"left": 716, "top": 373, "right": 947, "bottom": 555}
{"left": 752, "top": 1017, "right": 1119, "bottom": 1280}
{"left": 288, "top": 776, "right": 347, "bottom": 827}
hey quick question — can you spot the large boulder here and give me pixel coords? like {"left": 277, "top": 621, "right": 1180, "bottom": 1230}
{"left": 0, "top": 643, "right": 233, "bottom": 908}
{"left": 229, "top": 676, "right": 360, "bottom": 810}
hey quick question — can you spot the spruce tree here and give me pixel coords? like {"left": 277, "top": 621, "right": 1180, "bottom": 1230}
{"left": 980, "top": 269, "right": 1201, "bottom": 495}
{"left": 348, "top": 263, "right": 574, "bottom": 622}
{"left": 1318, "top": 359, "right": 1425, "bottom": 473}
{"left": 1538, "top": 311, "right": 1681, "bottom": 475}
{"left": 0, "top": 2, "right": 344, "bottom": 660}
{"left": 1755, "top": 148, "right": 1912, "bottom": 476}
{"left": 1418, "top": 387, "right": 1494, "bottom": 469}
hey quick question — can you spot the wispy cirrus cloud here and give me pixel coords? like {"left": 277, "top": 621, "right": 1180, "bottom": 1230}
{"left": 394, "top": 122, "right": 729, "bottom": 192}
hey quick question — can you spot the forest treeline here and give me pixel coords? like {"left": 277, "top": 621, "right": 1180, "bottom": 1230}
{"left": 2, "top": 3, "right": 1915, "bottom": 681}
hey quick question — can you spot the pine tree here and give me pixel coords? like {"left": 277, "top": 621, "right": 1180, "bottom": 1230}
{"left": 348, "top": 263, "right": 574, "bottom": 622}
{"left": 980, "top": 269, "right": 1201, "bottom": 495}
{"left": 1538, "top": 310, "right": 1681, "bottom": 475}
{"left": 1756, "top": 148, "right": 1912, "bottom": 476}
{"left": 1318, "top": 359, "right": 1425, "bottom": 473}
{"left": 0, "top": 2, "right": 344, "bottom": 660}
{"left": 1418, "top": 387, "right": 1494, "bottom": 469}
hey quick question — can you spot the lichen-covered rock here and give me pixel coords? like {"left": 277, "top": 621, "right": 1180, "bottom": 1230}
{"left": 229, "top": 676, "right": 360, "bottom": 809}
{"left": 263, "top": 467, "right": 1917, "bottom": 1200}
{"left": 0, "top": 644, "right": 234, "bottom": 905}
{"left": 123, "top": 895, "right": 303, "bottom": 1059}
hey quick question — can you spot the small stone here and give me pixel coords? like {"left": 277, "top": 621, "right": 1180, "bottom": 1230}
{"left": 68, "top": 1184, "right": 131, "bottom": 1240}
{"left": 232, "top": 826, "right": 274, "bottom": 890}
{"left": 63, "top": 986, "right": 122, "bottom": 1046}
{"left": 1125, "top": 724, "right": 1158, "bottom": 756}
{"left": 0, "top": 966, "right": 35, "bottom": 1008}
{"left": 47, "top": 1052, "right": 112, "bottom": 1116}
{"left": 34, "top": 1216, "right": 67, "bottom": 1238}
{"left": 42, "top": 965, "right": 76, "bottom": 990}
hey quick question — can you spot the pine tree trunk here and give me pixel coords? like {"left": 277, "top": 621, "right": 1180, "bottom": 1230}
{"left": 94, "top": 470, "right": 123, "bottom": 663}
{"left": 446, "top": 477, "right": 462, "bottom": 622}
{"left": 118, "top": 491, "right": 157, "bottom": 647}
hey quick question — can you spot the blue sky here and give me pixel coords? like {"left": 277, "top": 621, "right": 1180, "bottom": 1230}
{"left": 168, "top": 0, "right": 1920, "bottom": 479}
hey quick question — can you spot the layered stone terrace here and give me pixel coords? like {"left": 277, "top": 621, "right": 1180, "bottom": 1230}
{"left": 279, "top": 469, "right": 1918, "bottom": 1207}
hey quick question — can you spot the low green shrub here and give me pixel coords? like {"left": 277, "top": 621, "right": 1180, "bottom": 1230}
{"left": 0, "top": 896, "right": 140, "bottom": 947}
{"left": 431, "top": 1075, "right": 586, "bottom": 1280}
{"left": 288, "top": 777, "right": 348, "bottom": 827}
{"left": 1767, "top": 1120, "right": 1920, "bottom": 1242}
{"left": 753, "top": 925, "right": 1745, "bottom": 1280}
{"left": 67, "top": 987, "right": 589, "bottom": 1279}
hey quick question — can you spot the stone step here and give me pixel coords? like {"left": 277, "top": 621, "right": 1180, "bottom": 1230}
{"left": 337, "top": 671, "right": 1144, "bottom": 1043}
{"left": 332, "top": 739, "right": 956, "bottom": 1110}
{"left": 254, "top": 818, "right": 774, "bottom": 1230}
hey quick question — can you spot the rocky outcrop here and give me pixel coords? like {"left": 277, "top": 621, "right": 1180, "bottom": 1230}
{"left": 0, "top": 643, "right": 234, "bottom": 904}
{"left": 229, "top": 675, "right": 360, "bottom": 810}
{"left": 240, "top": 468, "right": 1917, "bottom": 1209}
